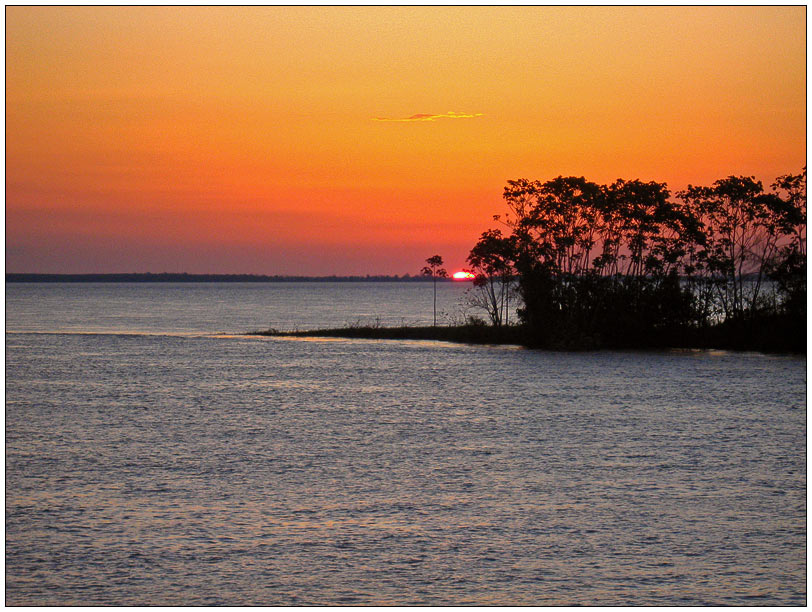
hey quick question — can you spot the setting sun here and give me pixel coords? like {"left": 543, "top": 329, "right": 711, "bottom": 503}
{"left": 452, "top": 271, "right": 475, "bottom": 280}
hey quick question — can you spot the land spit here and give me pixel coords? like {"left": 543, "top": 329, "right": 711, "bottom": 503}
{"left": 250, "top": 324, "right": 526, "bottom": 345}
{"left": 250, "top": 321, "right": 805, "bottom": 353}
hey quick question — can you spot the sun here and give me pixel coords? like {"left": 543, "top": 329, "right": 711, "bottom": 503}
{"left": 452, "top": 271, "right": 475, "bottom": 280}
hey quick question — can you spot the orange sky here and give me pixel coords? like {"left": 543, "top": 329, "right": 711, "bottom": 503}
{"left": 5, "top": 6, "right": 806, "bottom": 274}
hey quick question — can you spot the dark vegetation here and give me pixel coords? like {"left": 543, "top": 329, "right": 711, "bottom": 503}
{"left": 461, "top": 169, "right": 806, "bottom": 352}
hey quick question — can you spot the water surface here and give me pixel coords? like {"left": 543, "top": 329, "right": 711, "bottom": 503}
{"left": 5, "top": 282, "right": 806, "bottom": 605}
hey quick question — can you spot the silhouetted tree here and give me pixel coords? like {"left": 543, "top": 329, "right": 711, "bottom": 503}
{"left": 466, "top": 229, "right": 516, "bottom": 326}
{"left": 469, "top": 170, "right": 805, "bottom": 350}
{"left": 677, "top": 175, "right": 800, "bottom": 321}
{"left": 488, "top": 176, "right": 699, "bottom": 345}
{"left": 421, "top": 255, "right": 447, "bottom": 326}
{"left": 497, "top": 176, "right": 603, "bottom": 275}
{"left": 767, "top": 168, "right": 806, "bottom": 326}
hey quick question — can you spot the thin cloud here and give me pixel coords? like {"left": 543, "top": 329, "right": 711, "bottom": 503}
{"left": 374, "top": 111, "right": 484, "bottom": 122}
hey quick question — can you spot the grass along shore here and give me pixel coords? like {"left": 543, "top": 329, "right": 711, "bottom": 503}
{"left": 250, "top": 323, "right": 526, "bottom": 345}
{"left": 250, "top": 317, "right": 804, "bottom": 353}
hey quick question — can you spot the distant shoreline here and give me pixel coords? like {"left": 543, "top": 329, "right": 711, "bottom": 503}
{"left": 5, "top": 273, "right": 455, "bottom": 283}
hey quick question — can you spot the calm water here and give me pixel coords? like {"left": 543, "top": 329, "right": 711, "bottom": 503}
{"left": 5, "top": 283, "right": 807, "bottom": 605}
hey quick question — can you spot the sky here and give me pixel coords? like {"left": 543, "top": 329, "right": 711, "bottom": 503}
{"left": 5, "top": 6, "right": 807, "bottom": 275}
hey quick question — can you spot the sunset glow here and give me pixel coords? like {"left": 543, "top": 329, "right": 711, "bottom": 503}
{"left": 5, "top": 6, "right": 806, "bottom": 275}
{"left": 452, "top": 271, "right": 476, "bottom": 280}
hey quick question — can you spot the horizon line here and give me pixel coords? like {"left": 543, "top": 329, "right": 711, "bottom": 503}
{"left": 5, "top": 272, "right": 463, "bottom": 282}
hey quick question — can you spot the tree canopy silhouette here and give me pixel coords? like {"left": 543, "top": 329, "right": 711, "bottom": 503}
{"left": 465, "top": 169, "right": 806, "bottom": 351}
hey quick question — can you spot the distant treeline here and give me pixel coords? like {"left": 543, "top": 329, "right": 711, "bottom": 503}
{"left": 5, "top": 273, "right": 451, "bottom": 283}
{"left": 463, "top": 169, "right": 806, "bottom": 352}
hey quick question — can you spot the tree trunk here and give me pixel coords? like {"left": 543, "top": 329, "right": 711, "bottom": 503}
{"left": 433, "top": 275, "right": 437, "bottom": 326}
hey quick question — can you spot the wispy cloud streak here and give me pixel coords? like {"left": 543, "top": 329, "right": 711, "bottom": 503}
{"left": 374, "top": 111, "right": 484, "bottom": 122}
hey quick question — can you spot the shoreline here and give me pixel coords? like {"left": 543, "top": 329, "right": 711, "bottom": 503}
{"left": 250, "top": 324, "right": 526, "bottom": 345}
{"left": 249, "top": 324, "right": 805, "bottom": 354}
